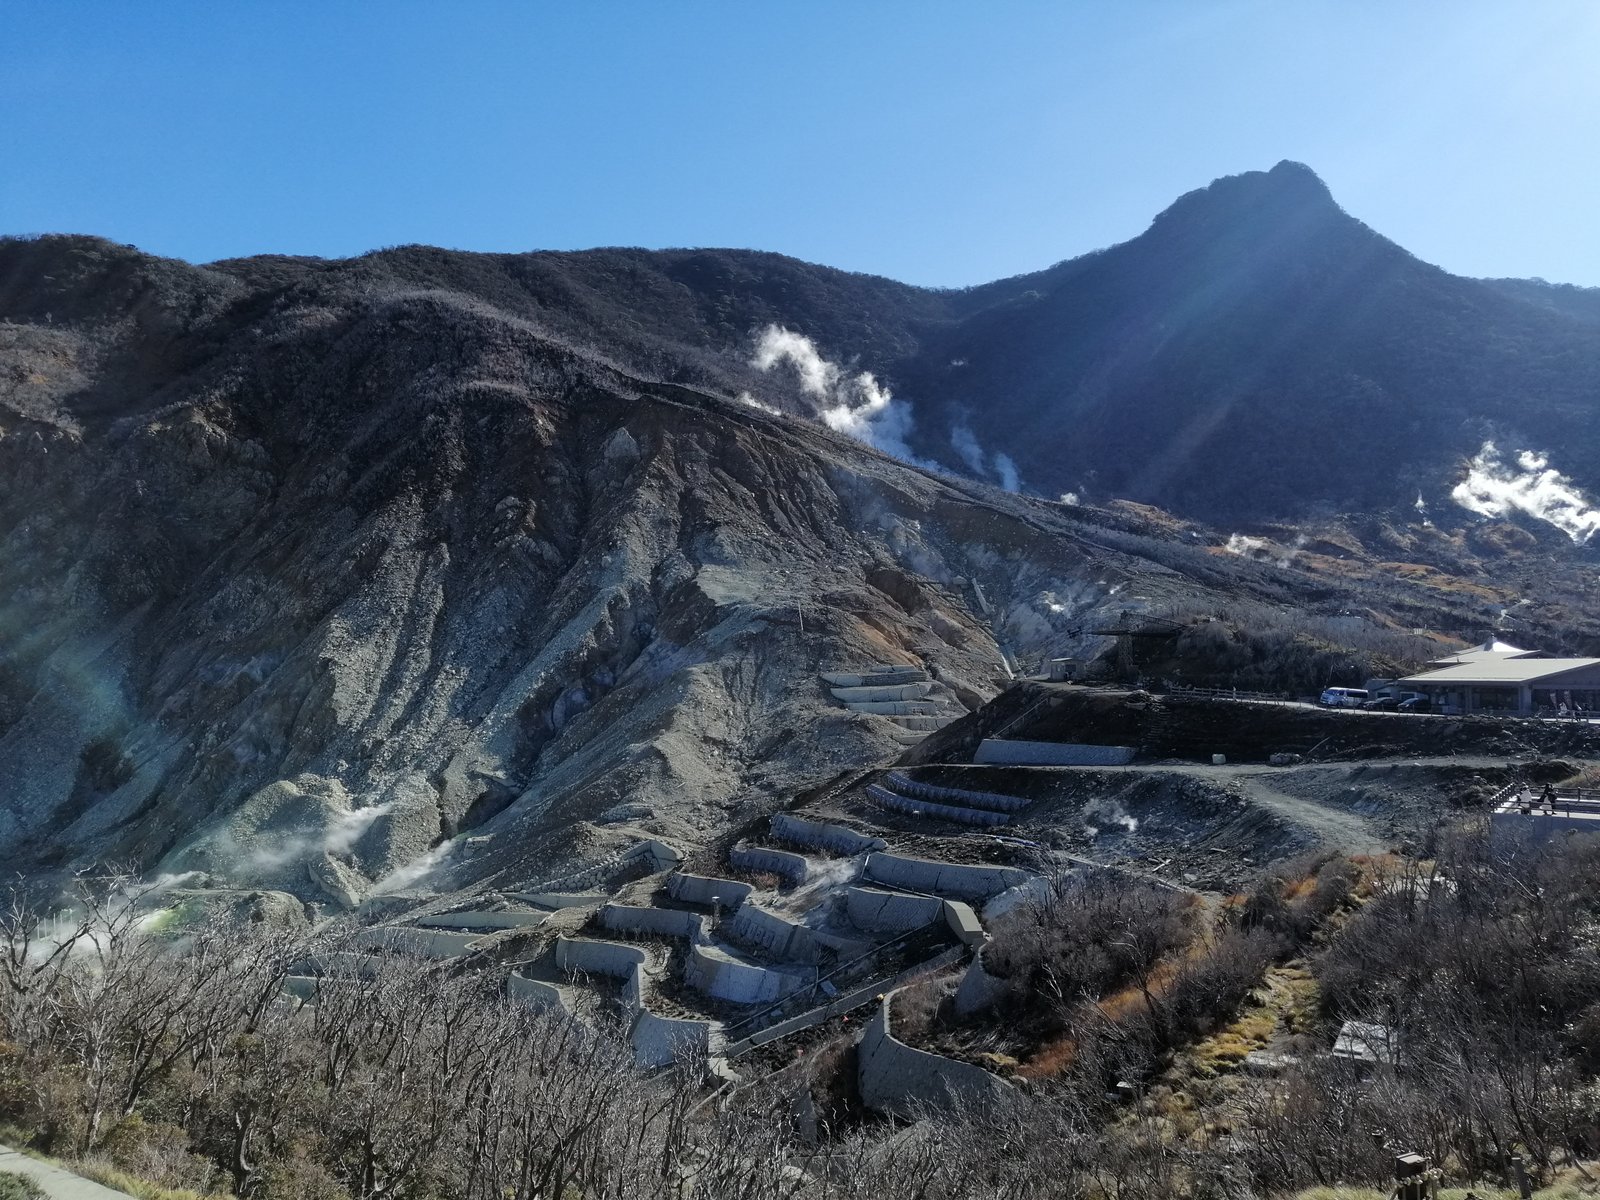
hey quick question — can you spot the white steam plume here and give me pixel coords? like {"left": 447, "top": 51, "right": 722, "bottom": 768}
{"left": 950, "top": 422, "right": 987, "bottom": 474}
{"left": 948, "top": 420, "right": 1023, "bottom": 492}
{"left": 1224, "top": 533, "right": 1303, "bottom": 569}
{"left": 751, "top": 325, "right": 838, "bottom": 397}
{"left": 243, "top": 802, "right": 395, "bottom": 872}
{"left": 370, "top": 843, "right": 454, "bottom": 896}
{"left": 1452, "top": 441, "right": 1600, "bottom": 543}
{"left": 994, "top": 453, "right": 1021, "bottom": 494}
{"left": 750, "top": 325, "right": 932, "bottom": 467}
{"left": 735, "top": 391, "right": 779, "bottom": 415}
{"left": 751, "top": 326, "right": 1030, "bottom": 490}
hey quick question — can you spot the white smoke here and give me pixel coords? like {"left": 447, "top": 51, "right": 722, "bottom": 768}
{"left": 948, "top": 420, "right": 1023, "bottom": 492}
{"left": 1224, "top": 534, "right": 1271, "bottom": 557}
{"left": 244, "top": 802, "right": 395, "bottom": 872}
{"left": 950, "top": 422, "right": 987, "bottom": 474}
{"left": 1058, "top": 492, "right": 1081, "bottom": 506}
{"left": 821, "top": 371, "right": 921, "bottom": 463}
{"left": 735, "top": 391, "right": 779, "bottom": 415}
{"left": 751, "top": 325, "right": 837, "bottom": 397}
{"left": 369, "top": 842, "right": 454, "bottom": 896}
{"left": 1452, "top": 441, "right": 1600, "bottom": 543}
{"left": 994, "top": 453, "right": 1021, "bottom": 493}
{"left": 749, "top": 326, "right": 1031, "bottom": 489}
{"left": 749, "top": 325, "right": 935, "bottom": 469}
{"left": 1083, "top": 797, "right": 1139, "bottom": 835}
{"left": 1224, "top": 533, "right": 1302, "bottom": 569}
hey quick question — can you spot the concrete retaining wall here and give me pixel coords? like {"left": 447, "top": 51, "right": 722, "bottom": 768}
{"left": 884, "top": 772, "right": 1030, "bottom": 813}
{"left": 513, "top": 891, "right": 610, "bottom": 910}
{"left": 352, "top": 927, "right": 486, "bottom": 958}
{"left": 515, "top": 838, "right": 685, "bottom": 898}
{"left": 685, "top": 943, "right": 809, "bottom": 1006}
{"left": 831, "top": 682, "right": 934, "bottom": 703}
{"left": 864, "top": 852, "right": 1030, "bottom": 900}
{"left": 306, "top": 951, "right": 382, "bottom": 979}
{"left": 507, "top": 974, "right": 568, "bottom": 1013}
{"left": 953, "top": 950, "right": 1010, "bottom": 1016}
{"left": 845, "top": 886, "right": 943, "bottom": 932}
{"left": 866, "top": 784, "right": 1010, "bottom": 827}
{"left": 666, "top": 873, "right": 754, "bottom": 909}
{"left": 598, "top": 904, "right": 707, "bottom": 942}
{"left": 722, "top": 945, "right": 968, "bottom": 1059}
{"left": 632, "top": 1008, "right": 716, "bottom": 1068}
{"left": 554, "top": 935, "right": 650, "bottom": 977}
{"left": 888, "top": 715, "right": 954, "bottom": 732}
{"left": 982, "top": 877, "right": 1053, "bottom": 922}
{"left": 729, "top": 843, "right": 810, "bottom": 885}
{"left": 857, "top": 993, "right": 1016, "bottom": 1119}
{"left": 846, "top": 700, "right": 943, "bottom": 716}
{"left": 770, "top": 813, "right": 886, "bottom": 856}
{"left": 728, "top": 904, "right": 822, "bottom": 964}
{"left": 973, "top": 739, "right": 1135, "bottom": 766}
{"left": 418, "top": 910, "right": 549, "bottom": 931}
{"left": 821, "top": 669, "right": 927, "bottom": 688}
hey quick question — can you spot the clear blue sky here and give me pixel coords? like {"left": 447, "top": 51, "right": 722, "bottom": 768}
{"left": 4, "top": 1, "right": 1598, "bottom": 288}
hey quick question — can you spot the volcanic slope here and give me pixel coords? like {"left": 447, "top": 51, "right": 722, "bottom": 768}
{"left": 2, "top": 219, "right": 1597, "bottom": 907}
{"left": 0, "top": 238, "right": 1219, "bottom": 905}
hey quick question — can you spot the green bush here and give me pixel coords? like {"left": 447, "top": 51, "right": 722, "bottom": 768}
{"left": 0, "top": 1171, "right": 44, "bottom": 1200}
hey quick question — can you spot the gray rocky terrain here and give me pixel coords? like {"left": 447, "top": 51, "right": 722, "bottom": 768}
{"left": 3, "top": 224, "right": 1595, "bottom": 912}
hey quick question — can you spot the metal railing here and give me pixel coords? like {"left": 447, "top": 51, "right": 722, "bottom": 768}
{"left": 1164, "top": 682, "right": 1288, "bottom": 703}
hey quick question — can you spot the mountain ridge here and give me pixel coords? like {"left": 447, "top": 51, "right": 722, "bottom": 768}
{"left": 6, "top": 162, "right": 1600, "bottom": 901}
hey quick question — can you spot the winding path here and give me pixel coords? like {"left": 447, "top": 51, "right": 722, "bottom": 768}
{"left": 0, "top": 1147, "right": 134, "bottom": 1199}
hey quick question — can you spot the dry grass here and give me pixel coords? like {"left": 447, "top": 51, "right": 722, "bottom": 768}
{"left": 72, "top": 1162, "right": 229, "bottom": 1200}
{"left": 1293, "top": 1182, "right": 1600, "bottom": 1200}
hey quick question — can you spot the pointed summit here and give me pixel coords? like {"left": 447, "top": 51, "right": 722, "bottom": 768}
{"left": 1146, "top": 160, "right": 1344, "bottom": 241}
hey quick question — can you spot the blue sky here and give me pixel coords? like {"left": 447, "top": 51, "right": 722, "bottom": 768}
{"left": 4, "top": 2, "right": 1598, "bottom": 287}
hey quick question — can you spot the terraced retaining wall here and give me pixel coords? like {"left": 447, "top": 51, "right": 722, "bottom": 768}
{"left": 846, "top": 886, "right": 943, "bottom": 932}
{"left": 982, "top": 876, "right": 1052, "bottom": 921}
{"left": 632, "top": 1008, "right": 715, "bottom": 1067}
{"left": 507, "top": 974, "right": 568, "bottom": 1013}
{"left": 884, "top": 773, "right": 1031, "bottom": 813}
{"left": 514, "top": 838, "right": 684, "bottom": 897}
{"left": 666, "top": 873, "right": 754, "bottom": 909}
{"left": 728, "top": 904, "right": 822, "bottom": 963}
{"left": 513, "top": 891, "right": 611, "bottom": 910}
{"left": 619, "top": 961, "right": 721, "bottom": 1067}
{"left": 685, "top": 943, "right": 810, "bottom": 1005}
{"left": 857, "top": 992, "right": 1016, "bottom": 1118}
{"left": 554, "top": 935, "right": 649, "bottom": 977}
{"left": 352, "top": 927, "right": 486, "bottom": 958}
{"left": 863, "top": 852, "right": 1030, "bottom": 900}
{"left": 820, "top": 669, "right": 927, "bottom": 688}
{"left": 830, "top": 682, "right": 934, "bottom": 703}
{"left": 846, "top": 700, "right": 943, "bottom": 716}
{"left": 866, "top": 784, "right": 1010, "bottom": 827}
{"left": 722, "top": 945, "right": 967, "bottom": 1059}
{"left": 973, "top": 739, "right": 1135, "bottom": 766}
{"left": 728, "top": 843, "right": 809, "bottom": 884}
{"left": 598, "top": 904, "right": 707, "bottom": 942}
{"left": 417, "top": 910, "right": 549, "bottom": 930}
{"left": 770, "top": 813, "right": 886, "bottom": 856}
{"left": 953, "top": 948, "right": 1009, "bottom": 1015}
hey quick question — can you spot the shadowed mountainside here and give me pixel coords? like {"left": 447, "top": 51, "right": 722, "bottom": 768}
{"left": 4, "top": 161, "right": 1600, "bottom": 903}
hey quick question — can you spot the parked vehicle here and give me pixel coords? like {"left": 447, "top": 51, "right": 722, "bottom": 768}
{"left": 1398, "top": 694, "right": 1433, "bottom": 713}
{"left": 1363, "top": 695, "right": 1399, "bottom": 711}
{"left": 1319, "top": 687, "right": 1370, "bottom": 708}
